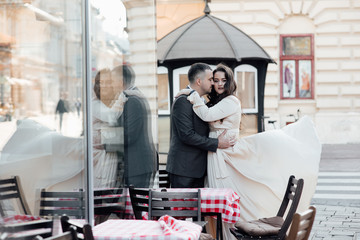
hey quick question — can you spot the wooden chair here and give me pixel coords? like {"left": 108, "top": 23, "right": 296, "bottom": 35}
{"left": 0, "top": 176, "right": 31, "bottom": 216}
{"left": 128, "top": 186, "right": 150, "bottom": 219}
{"left": 93, "top": 188, "right": 125, "bottom": 218}
{"left": 201, "top": 212, "right": 223, "bottom": 240}
{"left": 93, "top": 188, "right": 126, "bottom": 224}
{"left": 286, "top": 206, "right": 316, "bottom": 240}
{"left": 39, "top": 189, "right": 85, "bottom": 219}
{"left": 148, "top": 189, "right": 206, "bottom": 228}
{"left": 60, "top": 216, "right": 94, "bottom": 240}
{"left": 0, "top": 219, "right": 53, "bottom": 240}
{"left": 230, "top": 175, "right": 304, "bottom": 240}
{"left": 158, "top": 170, "right": 170, "bottom": 188}
{"left": 39, "top": 188, "right": 125, "bottom": 221}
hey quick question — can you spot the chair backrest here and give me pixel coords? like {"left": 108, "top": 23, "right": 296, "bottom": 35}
{"left": 0, "top": 219, "right": 53, "bottom": 240}
{"left": 40, "top": 188, "right": 125, "bottom": 220}
{"left": 40, "top": 188, "right": 125, "bottom": 219}
{"left": 128, "top": 186, "right": 150, "bottom": 219}
{"left": 0, "top": 176, "right": 31, "bottom": 216}
{"left": 158, "top": 170, "right": 170, "bottom": 188}
{"left": 39, "top": 189, "right": 85, "bottom": 219}
{"left": 276, "top": 175, "right": 304, "bottom": 238}
{"left": 148, "top": 189, "right": 201, "bottom": 221}
{"left": 93, "top": 188, "right": 125, "bottom": 218}
{"left": 286, "top": 206, "right": 316, "bottom": 240}
{"left": 60, "top": 216, "right": 94, "bottom": 240}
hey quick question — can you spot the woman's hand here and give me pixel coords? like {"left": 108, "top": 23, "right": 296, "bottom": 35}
{"left": 175, "top": 89, "right": 193, "bottom": 98}
{"left": 111, "top": 92, "right": 128, "bottom": 112}
{"left": 186, "top": 90, "right": 199, "bottom": 104}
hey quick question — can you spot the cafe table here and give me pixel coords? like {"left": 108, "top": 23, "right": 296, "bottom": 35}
{"left": 124, "top": 188, "right": 241, "bottom": 240}
{"left": 92, "top": 215, "right": 202, "bottom": 240}
{"left": 125, "top": 188, "right": 240, "bottom": 222}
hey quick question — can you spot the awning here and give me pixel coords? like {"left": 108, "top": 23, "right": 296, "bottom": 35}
{"left": 158, "top": 6, "right": 275, "bottom": 64}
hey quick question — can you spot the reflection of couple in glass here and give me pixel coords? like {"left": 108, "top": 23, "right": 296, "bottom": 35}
{"left": 92, "top": 64, "right": 157, "bottom": 189}
{"left": 166, "top": 63, "right": 321, "bottom": 238}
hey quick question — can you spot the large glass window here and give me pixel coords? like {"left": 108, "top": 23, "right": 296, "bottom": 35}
{"left": 0, "top": 0, "right": 157, "bottom": 223}
{"left": 280, "top": 34, "right": 314, "bottom": 99}
{"left": 0, "top": 0, "right": 84, "bottom": 217}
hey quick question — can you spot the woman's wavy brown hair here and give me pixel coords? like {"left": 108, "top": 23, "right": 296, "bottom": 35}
{"left": 207, "top": 63, "right": 237, "bottom": 107}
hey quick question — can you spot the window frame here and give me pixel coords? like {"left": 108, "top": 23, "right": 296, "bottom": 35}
{"left": 157, "top": 66, "right": 170, "bottom": 115}
{"left": 280, "top": 34, "right": 314, "bottom": 100}
{"left": 234, "top": 64, "right": 258, "bottom": 114}
{"left": 172, "top": 64, "right": 216, "bottom": 98}
{"left": 173, "top": 66, "right": 191, "bottom": 98}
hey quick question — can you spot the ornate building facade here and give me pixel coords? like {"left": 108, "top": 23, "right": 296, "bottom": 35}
{"left": 156, "top": 0, "right": 360, "bottom": 144}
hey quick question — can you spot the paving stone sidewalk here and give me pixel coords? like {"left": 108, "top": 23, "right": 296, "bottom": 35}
{"left": 310, "top": 205, "right": 360, "bottom": 240}
{"left": 310, "top": 144, "right": 360, "bottom": 240}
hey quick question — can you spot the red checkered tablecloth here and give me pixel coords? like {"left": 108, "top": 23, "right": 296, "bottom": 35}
{"left": 0, "top": 218, "right": 52, "bottom": 239}
{"left": 0, "top": 215, "right": 41, "bottom": 224}
{"left": 92, "top": 216, "right": 202, "bottom": 240}
{"left": 124, "top": 188, "right": 241, "bottom": 224}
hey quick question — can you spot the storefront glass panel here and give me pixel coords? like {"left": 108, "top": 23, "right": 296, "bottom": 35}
{"left": 0, "top": 0, "right": 85, "bottom": 217}
{"left": 0, "top": 0, "right": 157, "bottom": 223}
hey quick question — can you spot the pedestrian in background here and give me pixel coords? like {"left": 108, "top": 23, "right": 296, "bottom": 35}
{"left": 75, "top": 98, "right": 81, "bottom": 117}
{"left": 55, "top": 92, "right": 69, "bottom": 131}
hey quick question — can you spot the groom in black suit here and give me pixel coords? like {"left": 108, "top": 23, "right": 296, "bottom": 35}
{"left": 166, "top": 63, "right": 234, "bottom": 188}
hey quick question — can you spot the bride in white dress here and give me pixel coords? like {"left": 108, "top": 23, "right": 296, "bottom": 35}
{"left": 180, "top": 63, "right": 321, "bottom": 239}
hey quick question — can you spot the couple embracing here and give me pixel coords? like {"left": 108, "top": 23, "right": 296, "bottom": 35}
{"left": 166, "top": 63, "right": 236, "bottom": 188}
{"left": 166, "top": 62, "right": 321, "bottom": 225}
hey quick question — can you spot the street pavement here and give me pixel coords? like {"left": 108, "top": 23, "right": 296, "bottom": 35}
{"left": 310, "top": 144, "right": 360, "bottom": 240}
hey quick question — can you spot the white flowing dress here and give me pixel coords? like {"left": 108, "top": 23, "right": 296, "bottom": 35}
{"left": 92, "top": 98, "right": 120, "bottom": 188}
{"left": 0, "top": 98, "right": 124, "bottom": 214}
{"left": 187, "top": 92, "right": 321, "bottom": 239}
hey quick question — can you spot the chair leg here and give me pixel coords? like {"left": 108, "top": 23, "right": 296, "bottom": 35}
{"left": 202, "top": 213, "right": 223, "bottom": 240}
{"left": 216, "top": 213, "right": 223, "bottom": 240}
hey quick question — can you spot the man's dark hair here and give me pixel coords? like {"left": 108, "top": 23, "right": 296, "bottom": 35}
{"left": 112, "top": 64, "right": 136, "bottom": 88}
{"left": 188, "top": 63, "right": 212, "bottom": 84}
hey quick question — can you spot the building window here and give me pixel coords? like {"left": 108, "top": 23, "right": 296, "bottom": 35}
{"left": 234, "top": 64, "right": 258, "bottom": 113}
{"left": 173, "top": 65, "right": 217, "bottom": 98}
{"left": 173, "top": 66, "right": 191, "bottom": 96}
{"left": 280, "top": 34, "right": 313, "bottom": 99}
{"left": 157, "top": 67, "right": 170, "bottom": 115}
{"left": 157, "top": 67, "right": 170, "bottom": 154}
